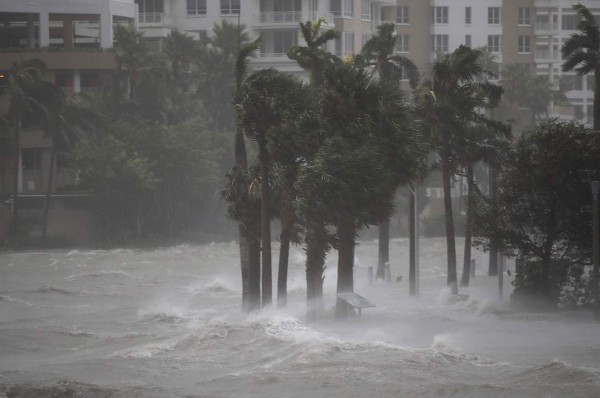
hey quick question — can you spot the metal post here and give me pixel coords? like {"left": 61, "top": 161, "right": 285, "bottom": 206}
{"left": 415, "top": 188, "right": 420, "bottom": 298}
{"left": 498, "top": 251, "right": 504, "bottom": 299}
{"left": 384, "top": 262, "right": 391, "bottom": 282}
{"left": 592, "top": 181, "right": 599, "bottom": 320}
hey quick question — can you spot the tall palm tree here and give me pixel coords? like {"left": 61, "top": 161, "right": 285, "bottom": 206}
{"left": 562, "top": 3, "right": 600, "bottom": 130}
{"left": 3, "top": 59, "right": 54, "bottom": 238}
{"left": 421, "top": 45, "right": 504, "bottom": 295}
{"left": 287, "top": 19, "right": 339, "bottom": 318}
{"left": 237, "top": 69, "right": 307, "bottom": 308}
{"left": 359, "top": 22, "right": 420, "bottom": 281}
{"left": 164, "top": 30, "right": 197, "bottom": 86}
{"left": 288, "top": 19, "right": 339, "bottom": 87}
{"left": 457, "top": 126, "right": 509, "bottom": 287}
{"left": 113, "top": 24, "right": 148, "bottom": 103}
{"left": 230, "top": 30, "right": 262, "bottom": 312}
{"left": 305, "top": 60, "right": 423, "bottom": 319}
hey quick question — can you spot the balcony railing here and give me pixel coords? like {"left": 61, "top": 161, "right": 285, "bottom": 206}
{"left": 534, "top": 0, "right": 560, "bottom": 7}
{"left": 535, "top": 50, "right": 560, "bottom": 61}
{"left": 254, "top": 11, "right": 334, "bottom": 26}
{"left": 256, "top": 11, "right": 302, "bottom": 24}
{"left": 534, "top": 21, "right": 559, "bottom": 32}
{"left": 138, "top": 12, "right": 176, "bottom": 27}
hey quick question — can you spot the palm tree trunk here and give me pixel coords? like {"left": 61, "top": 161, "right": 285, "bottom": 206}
{"left": 277, "top": 183, "right": 294, "bottom": 308}
{"left": 376, "top": 218, "right": 390, "bottom": 280}
{"left": 259, "top": 138, "right": 272, "bottom": 308}
{"left": 594, "top": 67, "right": 600, "bottom": 131}
{"left": 42, "top": 146, "right": 57, "bottom": 243}
{"left": 305, "top": 220, "right": 327, "bottom": 321}
{"left": 488, "top": 166, "right": 498, "bottom": 276}
{"left": 8, "top": 117, "right": 20, "bottom": 239}
{"left": 460, "top": 164, "right": 474, "bottom": 287}
{"left": 247, "top": 220, "right": 262, "bottom": 312}
{"left": 442, "top": 144, "right": 458, "bottom": 295}
{"left": 335, "top": 215, "right": 355, "bottom": 320}
{"left": 409, "top": 190, "right": 416, "bottom": 295}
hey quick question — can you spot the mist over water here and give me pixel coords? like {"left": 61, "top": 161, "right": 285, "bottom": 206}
{"left": 1, "top": 238, "right": 600, "bottom": 397}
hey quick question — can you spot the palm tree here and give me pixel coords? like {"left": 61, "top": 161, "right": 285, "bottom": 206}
{"left": 113, "top": 24, "right": 148, "bottom": 103}
{"left": 3, "top": 59, "right": 54, "bottom": 238}
{"left": 287, "top": 19, "right": 339, "bottom": 318}
{"left": 307, "top": 60, "right": 424, "bottom": 319}
{"left": 457, "top": 126, "right": 509, "bottom": 287}
{"left": 421, "top": 45, "right": 504, "bottom": 295}
{"left": 359, "top": 22, "right": 420, "bottom": 281}
{"left": 164, "top": 30, "right": 197, "bottom": 86}
{"left": 237, "top": 69, "right": 307, "bottom": 308}
{"left": 288, "top": 19, "right": 339, "bottom": 87}
{"left": 562, "top": 3, "right": 600, "bottom": 130}
{"left": 227, "top": 29, "right": 262, "bottom": 312}
{"left": 528, "top": 75, "right": 567, "bottom": 123}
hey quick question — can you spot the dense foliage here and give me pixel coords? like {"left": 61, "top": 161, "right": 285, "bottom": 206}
{"left": 472, "top": 121, "right": 600, "bottom": 307}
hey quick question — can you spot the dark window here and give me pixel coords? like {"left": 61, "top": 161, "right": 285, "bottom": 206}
{"left": 21, "top": 149, "right": 42, "bottom": 172}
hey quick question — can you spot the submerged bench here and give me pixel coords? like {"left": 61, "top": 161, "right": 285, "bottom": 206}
{"left": 336, "top": 292, "right": 375, "bottom": 318}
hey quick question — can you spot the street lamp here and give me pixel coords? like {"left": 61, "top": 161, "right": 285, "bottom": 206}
{"left": 592, "top": 180, "right": 599, "bottom": 320}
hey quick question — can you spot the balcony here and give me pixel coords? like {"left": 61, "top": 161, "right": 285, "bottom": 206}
{"left": 253, "top": 11, "right": 334, "bottom": 28}
{"left": 535, "top": 49, "right": 560, "bottom": 62}
{"left": 138, "top": 12, "right": 176, "bottom": 27}
{"left": 534, "top": 21, "right": 559, "bottom": 35}
{"left": 534, "top": 0, "right": 560, "bottom": 8}
{"left": 0, "top": 50, "right": 116, "bottom": 71}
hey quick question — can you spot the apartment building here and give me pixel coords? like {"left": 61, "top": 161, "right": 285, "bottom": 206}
{"left": 134, "top": 0, "right": 395, "bottom": 76}
{"left": 0, "top": 0, "right": 136, "bottom": 242}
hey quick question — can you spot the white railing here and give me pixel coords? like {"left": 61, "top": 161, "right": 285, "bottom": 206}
{"left": 535, "top": 50, "right": 560, "bottom": 61}
{"left": 138, "top": 13, "right": 176, "bottom": 26}
{"left": 256, "top": 11, "right": 302, "bottom": 24}
{"left": 534, "top": 0, "right": 559, "bottom": 7}
{"left": 535, "top": 22, "right": 559, "bottom": 32}
{"left": 254, "top": 11, "right": 334, "bottom": 26}
{"left": 257, "top": 52, "right": 289, "bottom": 58}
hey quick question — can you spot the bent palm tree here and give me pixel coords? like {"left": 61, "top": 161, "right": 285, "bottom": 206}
{"left": 237, "top": 69, "right": 307, "bottom": 308}
{"left": 422, "top": 46, "right": 505, "bottom": 295}
{"left": 4, "top": 59, "right": 52, "bottom": 238}
{"left": 359, "top": 22, "right": 420, "bottom": 281}
{"left": 562, "top": 3, "right": 600, "bottom": 130}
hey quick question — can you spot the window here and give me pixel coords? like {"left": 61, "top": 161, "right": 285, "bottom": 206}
{"left": 465, "top": 35, "right": 471, "bottom": 47}
{"left": 432, "top": 6, "right": 448, "bottom": 24}
{"left": 432, "top": 34, "right": 448, "bottom": 52}
{"left": 518, "top": 35, "right": 530, "bottom": 53}
{"left": 487, "top": 35, "right": 500, "bottom": 52}
{"left": 397, "top": 6, "right": 409, "bottom": 24}
{"left": 465, "top": 7, "right": 471, "bottom": 24}
{"left": 488, "top": 7, "right": 500, "bottom": 24}
{"left": 362, "top": 0, "right": 371, "bottom": 21}
{"left": 21, "top": 149, "right": 42, "bottom": 173}
{"left": 396, "top": 34, "right": 409, "bottom": 53}
{"left": 561, "top": 74, "right": 583, "bottom": 91}
{"left": 139, "top": 0, "right": 164, "bottom": 14}
{"left": 221, "top": 0, "right": 240, "bottom": 15}
{"left": 187, "top": 0, "right": 206, "bottom": 15}
{"left": 518, "top": 7, "right": 530, "bottom": 25}
{"left": 331, "top": 0, "right": 353, "bottom": 18}
{"left": 562, "top": 14, "right": 579, "bottom": 30}
{"left": 362, "top": 34, "right": 371, "bottom": 47}
{"left": 335, "top": 31, "right": 354, "bottom": 57}
{"left": 272, "top": 30, "right": 297, "bottom": 55}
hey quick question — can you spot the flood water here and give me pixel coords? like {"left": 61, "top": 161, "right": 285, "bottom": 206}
{"left": 1, "top": 237, "right": 599, "bottom": 397}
